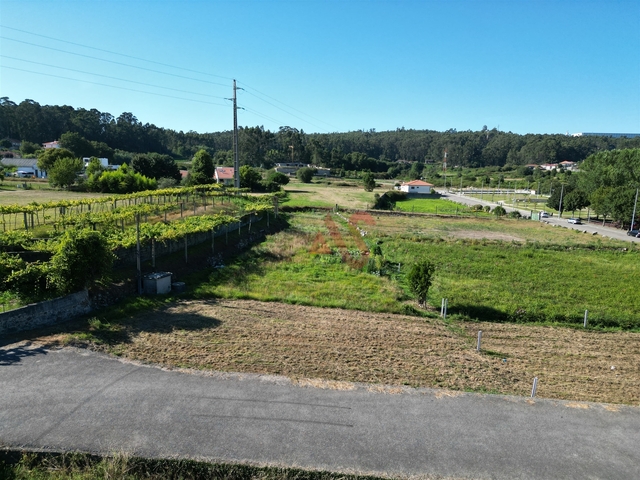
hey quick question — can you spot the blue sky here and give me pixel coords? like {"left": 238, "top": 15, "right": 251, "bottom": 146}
{"left": 1, "top": 0, "right": 639, "bottom": 135}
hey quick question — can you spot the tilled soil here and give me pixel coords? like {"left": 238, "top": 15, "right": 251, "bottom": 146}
{"left": 45, "top": 299, "right": 640, "bottom": 405}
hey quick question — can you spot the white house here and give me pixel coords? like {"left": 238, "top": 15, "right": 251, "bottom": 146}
{"left": 399, "top": 180, "right": 433, "bottom": 194}
{"left": 214, "top": 166, "right": 235, "bottom": 185}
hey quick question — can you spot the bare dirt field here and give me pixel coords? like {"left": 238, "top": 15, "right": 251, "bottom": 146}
{"left": 37, "top": 299, "right": 640, "bottom": 405}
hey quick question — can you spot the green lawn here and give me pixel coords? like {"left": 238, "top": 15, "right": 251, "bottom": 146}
{"left": 394, "top": 196, "right": 486, "bottom": 215}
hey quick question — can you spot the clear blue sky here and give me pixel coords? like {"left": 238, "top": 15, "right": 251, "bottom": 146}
{"left": 1, "top": 0, "right": 639, "bottom": 135}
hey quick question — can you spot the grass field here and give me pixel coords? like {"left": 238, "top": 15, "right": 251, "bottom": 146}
{"left": 393, "top": 196, "right": 486, "bottom": 214}
{"left": 22, "top": 210, "right": 640, "bottom": 404}
{"left": 6, "top": 185, "right": 640, "bottom": 406}
{"left": 282, "top": 180, "right": 389, "bottom": 209}
{"left": 192, "top": 211, "right": 640, "bottom": 329}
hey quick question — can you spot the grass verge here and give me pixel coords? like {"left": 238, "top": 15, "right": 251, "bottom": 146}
{"left": 0, "top": 450, "right": 385, "bottom": 480}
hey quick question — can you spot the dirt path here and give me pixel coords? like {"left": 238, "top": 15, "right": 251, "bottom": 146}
{"left": 37, "top": 299, "right": 640, "bottom": 405}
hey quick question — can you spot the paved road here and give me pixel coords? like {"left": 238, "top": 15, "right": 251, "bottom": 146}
{"left": 1, "top": 343, "right": 639, "bottom": 479}
{"left": 441, "top": 190, "right": 640, "bottom": 244}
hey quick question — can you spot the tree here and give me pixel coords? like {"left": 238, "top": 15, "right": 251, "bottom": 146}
{"left": 263, "top": 170, "right": 289, "bottom": 191}
{"left": 48, "top": 157, "right": 83, "bottom": 189}
{"left": 59, "top": 131, "right": 95, "bottom": 158}
{"left": 296, "top": 167, "right": 315, "bottom": 183}
{"left": 240, "top": 165, "right": 262, "bottom": 191}
{"left": 37, "top": 147, "right": 75, "bottom": 172}
{"left": 362, "top": 172, "right": 376, "bottom": 192}
{"left": 85, "top": 157, "right": 105, "bottom": 177}
{"left": 189, "top": 149, "right": 214, "bottom": 185}
{"left": 409, "top": 162, "right": 423, "bottom": 180}
{"left": 407, "top": 260, "right": 436, "bottom": 307}
{"left": 49, "top": 229, "right": 113, "bottom": 294}
{"left": 563, "top": 189, "right": 590, "bottom": 215}
{"left": 131, "top": 153, "right": 180, "bottom": 181}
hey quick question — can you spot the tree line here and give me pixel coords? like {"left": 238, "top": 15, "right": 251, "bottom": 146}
{"left": 3, "top": 98, "right": 640, "bottom": 174}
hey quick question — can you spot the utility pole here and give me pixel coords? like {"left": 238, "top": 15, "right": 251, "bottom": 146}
{"left": 558, "top": 183, "right": 565, "bottom": 218}
{"left": 232, "top": 79, "right": 240, "bottom": 189}
{"left": 631, "top": 188, "right": 639, "bottom": 230}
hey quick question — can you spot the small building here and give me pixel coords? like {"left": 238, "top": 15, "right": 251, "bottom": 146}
{"left": 274, "top": 162, "right": 306, "bottom": 175}
{"left": 215, "top": 166, "right": 235, "bottom": 185}
{"left": 42, "top": 140, "right": 60, "bottom": 149}
{"left": 399, "top": 180, "right": 433, "bottom": 195}
{"left": 0, "top": 158, "right": 46, "bottom": 178}
{"left": 559, "top": 160, "right": 577, "bottom": 171}
{"left": 540, "top": 163, "right": 558, "bottom": 171}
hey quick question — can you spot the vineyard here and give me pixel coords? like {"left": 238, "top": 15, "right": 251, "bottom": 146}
{"left": 0, "top": 185, "right": 279, "bottom": 311}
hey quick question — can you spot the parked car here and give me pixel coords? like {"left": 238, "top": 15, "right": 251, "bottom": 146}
{"left": 540, "top": 212, "right": 550, "bottom": 218}
{"left": 567, "top": 218, "right": 582, "bottom": 224}
{"left": 627, "top": 230, "right": 640, "bottom": 237}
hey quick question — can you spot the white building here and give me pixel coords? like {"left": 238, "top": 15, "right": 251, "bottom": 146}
{"left": 399, "top": 180, "right": 433, "bottom": 194}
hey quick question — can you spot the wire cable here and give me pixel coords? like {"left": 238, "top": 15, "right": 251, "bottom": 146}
{"left": 0, "top": 25, "right": 233, "bottom": 81}
{"left": 0, "top": 65, "right": 229, "bottom": 107}
{"left": 0, "top": 55, "right": 227, "bottom": 100}
{"left": 239, "top": 81, "right": 338, "bottom": 131}
{"left": 0, "top": 36, "right": 230, "bottom": 88}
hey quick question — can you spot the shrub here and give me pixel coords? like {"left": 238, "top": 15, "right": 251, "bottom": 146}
{"left": 493, "top": 205, "right": 507, "bottom": 217}
{"left": 296, "top": 167, "right": 316, "bottom": 183}
{"left": 373, "top": 190, "right": 407, "bottom": 210}
{"left": 49, "top": 229, "right": 114, "bottom": 294}
{"left": 4, "top": 260, "right": 50, "bottom": 303}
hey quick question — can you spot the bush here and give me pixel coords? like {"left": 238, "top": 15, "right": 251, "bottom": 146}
{"left": 296, "top": 167, "right": 316, "bottom": 183}
{"left": 493, "top": 205, "right": 507, "bottom": 217}
{"left": 407, "top": 260, "right": 436, "bottom": 307}
{"left": 373, "top": 190, "right": 407, "bottom": 210}
{"left": 49, "top": 229, "right": 113, "bottom": 294}
{"left": 87, "top": 164, "right": 156, "bottom": 193}
{"left": 508, "top": 210, "right": 522, "bottom": 219}
{"left": 3, "top": 260, "right": 50, "bottom": 303}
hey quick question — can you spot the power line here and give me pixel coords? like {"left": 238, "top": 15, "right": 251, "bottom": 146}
{"left": 239, "top": 81, "right": 338, "bottom": 131}
{"left": 0, "top": 36, "right": 230, "bottom": 88}
{"left": 0, "top": 66, "right": 229, "bottom": 107}
{"left": 241, "top": 107, "right": 290, "bottom": 128}
{"left": 0, "top": 55, "right": 227, "bottom": 100}
{"left": 0, "top": 25, "right": 233, "bottom": 81}
{"left": 0, "top": 29, "right": 338, "bottom": 133}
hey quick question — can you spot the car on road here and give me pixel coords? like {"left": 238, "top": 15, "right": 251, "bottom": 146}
{"left": 540, "top": 212, "right": 550, "bottom": 218}
{"left": 567, "top": 218, "right": 582, "bottom": 225}
{"left": 627, "top": 229, "right": 640, "bottom": 237}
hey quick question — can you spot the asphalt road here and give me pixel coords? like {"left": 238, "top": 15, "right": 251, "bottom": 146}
{"left": 1, "top": 343, "right": 639, "bottom": 479}
{"left": 440, "top": 191, "right": 640, "bottom": 244}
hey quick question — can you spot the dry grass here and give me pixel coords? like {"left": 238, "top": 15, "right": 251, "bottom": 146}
{"left": 37, "top": 299, "right": 640, "bottom": 405}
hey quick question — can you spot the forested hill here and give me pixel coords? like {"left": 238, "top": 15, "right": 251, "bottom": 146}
{"left": 2, "top": 98, "right": 639, "bottom": 170}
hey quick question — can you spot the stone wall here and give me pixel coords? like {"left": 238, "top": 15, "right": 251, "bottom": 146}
{"left": 0, "top": 290, "right": 92, "bottom": 336}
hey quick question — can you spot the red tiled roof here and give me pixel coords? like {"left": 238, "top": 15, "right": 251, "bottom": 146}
{"left": 215, "top": 167, "right": 234, "bottom": 179}
{"left": 403, "top": 180, "right": 434, "bottom": 186}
